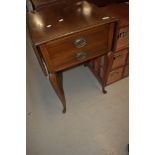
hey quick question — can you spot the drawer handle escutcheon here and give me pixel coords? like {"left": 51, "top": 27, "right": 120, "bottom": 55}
{"left": 113, "top": 54, "right": 123, "bottom": 60}
{"left": 117, "top": 31, "right": 128, "bottom": 39}
{"left": 74, "top": 38, "right": 87, "bottom": 48}
{"left": 111, "top": 71, "right": 120, "bottom": 76}
{"left": 76, "top": 52, "right": 87, "bottom": 60}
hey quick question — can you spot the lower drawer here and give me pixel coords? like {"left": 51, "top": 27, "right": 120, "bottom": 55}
{"left": 112, "top": 49, "right": 128, "bottom": 69}
{"left": 106, "top": 67, "right": 123, "bottom": 84}
{"left": 123, "top": 65, "right": 129, "bottom": 77}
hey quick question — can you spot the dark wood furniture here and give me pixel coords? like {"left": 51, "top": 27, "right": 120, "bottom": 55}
{"left": 27, "top": 1, "right": 119, "bottom": 113}
{"left": 89, "top": 3, "right": 129, "bottom": 85}
{"left": 26, "top": 0, "right": 129, "bottom": 11}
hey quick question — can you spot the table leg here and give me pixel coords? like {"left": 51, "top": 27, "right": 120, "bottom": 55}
{"left": 49, "top": 72, "right": 66, "bottom": 113}
{"left": 101, "top": 52, "right": 114, "bottom": 94}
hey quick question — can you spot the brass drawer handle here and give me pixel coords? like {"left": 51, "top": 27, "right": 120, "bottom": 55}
{"left": 111, "top": 71, "right": 120, "bottom": 76}
{"left": 75, "top": 52, "right": 87, "bottom": 61}
{"left": 74, "top": 38, "right": 87, "bottom": 48}
{"left": 113, "top": 54, "right": 123, "bottom": 60}
{"left": 118, "top": 31, "right": 128, "bottom": 39}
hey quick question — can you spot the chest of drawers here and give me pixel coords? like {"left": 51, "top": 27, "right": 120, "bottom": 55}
{"left": 89, "top": 3, "right": 129, "bottom": 86}
{"left": 27, "top": 1, "right": 119, "bottom": 113}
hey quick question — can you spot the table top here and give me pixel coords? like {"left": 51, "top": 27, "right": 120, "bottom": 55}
{"left": 100, "top": 2, "right": 128, "bottom": 28}
{"left": 29, "top": 0, "right": 129, "bottom": 9}
{"left": 30, "top": 0, "right": 67, "bottom": 10}
{"left": 27, "top": 1, "right": 118, "bottom": 46}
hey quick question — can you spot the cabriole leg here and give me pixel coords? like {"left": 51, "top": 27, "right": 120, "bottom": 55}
{"left": 49, "top": 72, "right": 66, "bottom": 113}
{"left": 102, "top": 52, "right": 114, "bottom": 94}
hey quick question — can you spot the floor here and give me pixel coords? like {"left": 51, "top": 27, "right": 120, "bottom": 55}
{"left": 26, "top": 37, "right": 129, "bottom": 155}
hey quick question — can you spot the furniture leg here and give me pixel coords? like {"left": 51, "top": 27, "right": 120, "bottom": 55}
{"left": 102, "top": 52, "right": 114, "bottom": 94}
{"left": 84, "top": 62, "right": 88, "bottom": 67}
{"left": 49, "top": 72, "right": 66, "bottom": 113}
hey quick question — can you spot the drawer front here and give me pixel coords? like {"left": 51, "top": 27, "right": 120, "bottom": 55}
{"left": 116, "top": 26, "right": 129, "bottom": 50}
{"left": 106, "top": 67, "right": 123, "bottom": 84}
{"left": 40, "top": 24, "right": 113, "bottom": 72}
{"left": 126, "top": 52, "right": 129, "bottom": 64}
{"left": 112, "top": 49, "right": 128, "bottom": 69}
{"left": 123, "top": 65, "right": 129, "bottom": 77}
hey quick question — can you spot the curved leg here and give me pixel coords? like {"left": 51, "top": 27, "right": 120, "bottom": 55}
{"left": 84, "top": 62, "right": 88, "bottom": 67}
{"left": 49, "top": 72, "right": 66, "bottom": 113}
{"left": 102, "top": 52, "right": 114, "bottom": 94}
{"left": 102, "top": 89, "right": 107, "bottom": 94}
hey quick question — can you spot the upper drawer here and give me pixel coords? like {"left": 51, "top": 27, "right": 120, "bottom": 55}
{"left": 40, "top": 24, "right": 114, "bottom": 72}
{"left": 116, "top": 26, "right": 129, "bottom": 51}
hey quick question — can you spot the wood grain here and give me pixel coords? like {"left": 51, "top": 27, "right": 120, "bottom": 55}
{"left": 27, "top": 1, "right": 119, "bottom": 112}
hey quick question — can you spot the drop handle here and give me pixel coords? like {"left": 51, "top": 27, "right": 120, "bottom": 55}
{"left": 111, "top": 71, "right": 119, "bottom": 76}
{"left": 117, "top": 31, "right": 128, "bottom": 39}
{"left": 113, "top": 54, "right": 123, "bottom": 60}
{"left": 75, "top": 52, "right": 87, "bottom": 61}
{"left": 74, "top": 38, "right": 87, "bottom": 48}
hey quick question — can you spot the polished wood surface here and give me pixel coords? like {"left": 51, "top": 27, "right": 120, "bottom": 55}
{"left": 27, "top": 0, "right": 129, "bottom": 11}
{"left": 27, "top": 1, "right": 119, "bottom": 113}
{"left": 27, "top": 1, "right": 118, "bottom": 45}
{"left": 28, "top": 0, "right": 79, "bottom": 11}
{"left": 99, "top": 2, "right": 128, "bottom": 27}
{"left": 39, "top": 24, "right": 115, "bottom": 72}
{"left": 89, "top": 0, "right": 129, "bottom": 7}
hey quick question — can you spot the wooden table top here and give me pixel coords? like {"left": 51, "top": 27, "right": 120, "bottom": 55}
{"left": 29, "top": 0, "right": 129, "bottom": 10}
{"left": 27, "top": 1, "right": 118, "bottom": 46}
{"left": 100, "top": 2, "right": 129, "bottom": 27}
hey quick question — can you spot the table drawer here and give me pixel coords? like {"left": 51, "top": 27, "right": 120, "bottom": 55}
{"left": 123, "top": 65, "right": 129, "bottom": 77}
{"left": 106, "top": 67, "right": 123, "bottom": 84}
{"left": 40, "top": 24, "right": 113, "bottom": 72}
{"left": 116, "top": 26, "right": 129, "bottom": 50}
{"left": 126, "top": 52, "right": 129, "bottom": 64}
{"left": 112, "top": 49, "right": 128, "bottom": 69}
